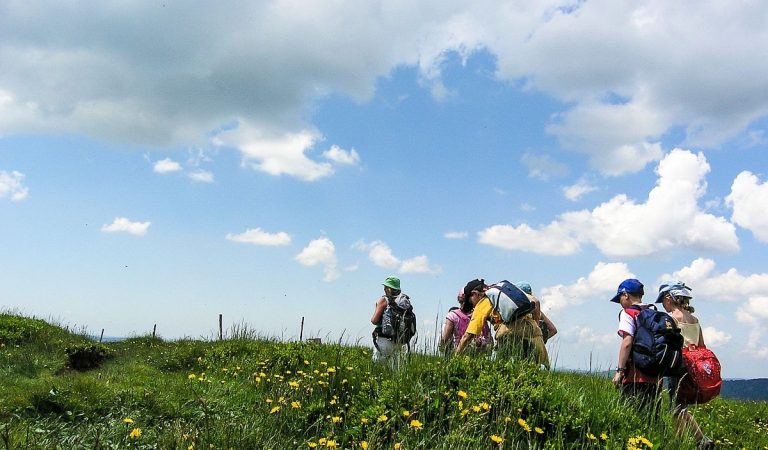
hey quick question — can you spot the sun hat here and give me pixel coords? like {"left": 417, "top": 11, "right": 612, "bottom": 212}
{"left": 463, "top": 279, "right": 485, "bottom": 301}
{"left": 516, "top": 282, "right": 532, "bottom": 295}
{"left": 655, "top": 281, "right": 693, "bottom": 303}
{"left": 609, "top": 278, "right": 644, "bottom": 303}
{"left": 382, "top": 276, "right": 401, "bottom": 291}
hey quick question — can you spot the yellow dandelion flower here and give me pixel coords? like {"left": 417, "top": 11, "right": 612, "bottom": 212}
{"left": 270, "top": 406, "right": 281, "bottom": 414}
{"left": 458, "top": 400, "right": 463, "bottom": 409}
{"left": 326, "top": 440, "right": 338, "bottom": 449}
{"left": 517, "top": 418, "right": 531, "bottom": 432}
{"left": 402, "top": 410, "right": 410, "bottom": 417}
{"left": 123, "top": 418, "right": 134, "bottom": 424}
{"left": 361, "top": 418, "right": 370, "bottom": 425}
{"left": 291, "top": 401, "right": 301, "bottom": 409}
{"left": 259, "top": 372, "right": 266, "bottom": 377}
{"left": 472, "top": 405, "right": 481, "bottom": 413}
{"left": 377, "top": 414, "right": 388, "bottom": 423}
{"left": 640, "top": 437, "right": 654, "bottom": 448}
{"left": 587, "top": 433, "right": 597, "bottom": 440}
{"left": 319, "top": 438, "right": 327, "bottom": 445}
{"left": 266, "top": 399, "right": 273, "bottom": 404}
{"left": 461, "top": 409, "right": 469, "bottom": 417}
{"left": 327, "top": 367, "right": 336, "bottom": 373}
{"left": 330, "top": 399, "right": 337, "bottom": 405}
{"left": 289, "top": 381, "right": 300, "bottom": 388}
{"left": 187, "top": 373, "right": 196, "bottom": 379}
{"left": 457, "top": 390, "right": 468, "bottom": 398}
{"left": 361, "top": 442, "right": 369, "bottom": 450}
{"left": 600, "top": 433, "right": 608, "bottom": 441}
{"left": 394, "top": 443, "right": 401, "bottom": 450}
{"left": 409, "top": 419, "right": 423, "bottom": 430}
{"left": 480, "top": 402, "right": 490, "bottom": 411}
{"left": 308, "top": 442, "right": 318, "bottom": 448}
{"left": 304, "top": 360, "right": 310, "bottom": 365}
{"left": 490, "top": 435, "right": 504, "bottom": 444}
{"left": 331, "top": 416, "right": 342, "bottom": 423}
{"left": 504, "top": 416, "right": 512, "bottom": 423}
{"left": 129, "top": 428, "right": 142, "bottom": 439}
{"left": 535, "top": 427, "right": 544, "bottom": 434}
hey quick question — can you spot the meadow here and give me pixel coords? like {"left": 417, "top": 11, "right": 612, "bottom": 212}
{"left": 1, "top": 312, "right": 767, "bottom": 449}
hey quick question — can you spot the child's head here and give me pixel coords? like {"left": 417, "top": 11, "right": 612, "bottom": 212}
{"left": 609, "top": 279, "right": 644, "bottom": 307}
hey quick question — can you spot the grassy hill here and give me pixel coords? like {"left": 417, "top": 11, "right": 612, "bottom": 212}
{"left": 1, "top": 313, "right": 767, "bottom": 449}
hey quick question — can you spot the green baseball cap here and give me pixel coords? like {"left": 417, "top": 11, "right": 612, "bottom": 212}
{"left": 382, "top": 276, "right": 401, "bottom": 290}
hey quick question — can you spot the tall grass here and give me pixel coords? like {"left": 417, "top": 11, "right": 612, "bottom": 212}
{"left": 1, "top": 312, "right": 767, "bottom": 449}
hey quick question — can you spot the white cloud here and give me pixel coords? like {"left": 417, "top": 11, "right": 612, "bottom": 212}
{"left": 0, "top": 170, "right": 28, "bottom": 201}
{"left": 563, "top": 178, "right": 598, "bottom": 201}
{"left": 225, "top": 228, "right": 291, "bottom": 246}
{"left": 521, "top": 151, "right": 569, "bottom": 180}
{"left": 726, "top": 171, "right": 768, "bottom": 242}
{"left": 539, "top": 261, "right": 634, "bottom": 313}
{"left": 153, "top": 158, "right": 182, "bottom": 174}
{"left": 568, "top": 326, "right": 615, "bottom": 346}
{"left": 735, "top": 296, "right": 768, "bottom": 357}
{"left": 2, "top": 3, "right": 768, "bottom": 174}
{"left": 322, "top": 145, "right": 360, "bottom": 165}
{"left": 214, "top": 123, "right": 333, "bottom": 182}
{"left": 659, "top": 258, "right": 768, "bottom": 303}
{"left": 295, "top": 238, "right": 340, "bottom": 282}
{"left": 101, "top": 217, "right": 150, "bottom": 236}
{"left": 701, "top": 326, "right": 731, "bottom": 349}
{"left": 479, "top": 149, "right": 739, "bottom": 257}
{"left": 444, "top": 231, "right": 468, "bottom": 240}
{"left": 354, "top": 240, "right": 441, "bottom": 274}
{"left": 188, "top": 170, "right": 214, "bottom": 183}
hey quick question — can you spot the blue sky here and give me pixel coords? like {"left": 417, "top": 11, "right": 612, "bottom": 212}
{"left": 2, "top": 1, "right": 768, "bottom": 378}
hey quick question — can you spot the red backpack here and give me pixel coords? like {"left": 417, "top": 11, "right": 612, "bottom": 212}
{"left": 676, "top": 345, "right": 722, "bottom": 404}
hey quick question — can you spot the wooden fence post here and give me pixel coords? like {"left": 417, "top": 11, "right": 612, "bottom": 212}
{"left": 152, "top": 324, "right": 157, "bottom": 339}
{"left": 99, "top": 328, "right": 104, "bottom": 343}
{"left": 219, "top": 314, "right": 223, "bottom": 341}
{"left": 300, "top": 317, "right": 305, "bottom": 342}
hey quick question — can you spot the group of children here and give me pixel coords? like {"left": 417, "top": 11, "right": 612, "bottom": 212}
{"left": 370, "top": 276, "right": 717, "bottom": 449}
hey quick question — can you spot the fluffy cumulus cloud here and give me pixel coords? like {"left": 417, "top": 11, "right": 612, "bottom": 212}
{"left": 322, "top": 145, "right": 360, "bottom": 166}
{"left": 0, "top": 170, "right": 28, "bottom": 201}
{"left": 295, "top": 238, "right": 340, "bottom": 282}
{"left": 701, "top": 326, "right": 732, "bottom": 349}
{"left": 726, "top": 171, "right": 768, "bottom": 243}
{"left": 225, "top": 228, "right": 291, "bottom": 246}
{"left": 539, "top": 261, "right": 634, "bottom": 313}
{"left": 152, "top": 158, "right": 182, "bottom": 174}
{"left": 214, "top": 124, "right": 333, "bottom": 182}
{"left": 2, "top": 2, "right": 767, "bottom": 176}
{"left": 479, "top": 149, "right": 739, "bottom": 257}
{"left": 101, "top": 217, "right": 151, "bottom": 236}
{"left": 354, "top": 240, "right": 441, "bottom": 274}
{"left": 661, "top": 258, "right": 768, "bottom": 357}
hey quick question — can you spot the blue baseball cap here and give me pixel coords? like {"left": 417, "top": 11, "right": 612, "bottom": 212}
{"left": 656, "top": 281, "right": 693, "bottom": 303}
{"left": 610, "top": 278, "right": 644, "bottom": 303}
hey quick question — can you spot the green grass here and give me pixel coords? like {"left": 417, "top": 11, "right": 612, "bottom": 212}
{"left": 1, "top": 312, "right": 767, "bottom": 449}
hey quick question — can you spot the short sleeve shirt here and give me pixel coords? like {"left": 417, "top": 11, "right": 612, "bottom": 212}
{"left": 617, "top": 304, "right": 660, "bottom": 385}
{"left": 465, "top": 297, "right": 502, "bottom": 336}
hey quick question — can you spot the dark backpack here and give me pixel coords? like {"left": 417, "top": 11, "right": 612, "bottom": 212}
{"left": 626, "top": 305, "right": 685, "bottom": 377}
{"left": 380, "top": 294, "right": 417, "bottom": 345}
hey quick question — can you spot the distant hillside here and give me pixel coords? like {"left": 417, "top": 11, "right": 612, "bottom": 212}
{"left": 722, "top": 378, "right": 768, "bottom": 402}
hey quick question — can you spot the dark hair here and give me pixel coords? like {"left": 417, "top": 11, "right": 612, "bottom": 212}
{"left": 670, "top": 294, "right": 695, "bottom": 313}
{"left": 460, "top": 298, "right": 473, "bottom": 314}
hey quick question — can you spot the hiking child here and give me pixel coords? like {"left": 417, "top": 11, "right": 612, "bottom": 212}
{"left": 657, "top": 281, "right": 715, "bottom": 450}
{"left": 371, "top": 276, "right": 416, "bottom": 363}
{"left": 439, "top": 288, "right": 491, "bottom": 354}
{"left": 610, "top": 278, "right": 663, "bottom": 415}
{"left": 517, "top": 282, "right": 558, "bottom": 344}
{"left": 455, "top": 279, "right": 549, "bottom": 369}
